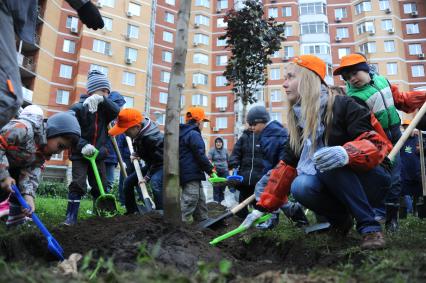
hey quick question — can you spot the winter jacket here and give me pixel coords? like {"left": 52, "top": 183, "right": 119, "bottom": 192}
{"left": 208, "top": 137, "right": 229, "bottom": 173}
{"left": 69, "top": 94, "right": 119, "bottom": 160}
{"left": 104, "top": 92, "right": 126, "bottom": 165}
{"left": 400, "top": 134, "right": 422, "bottom": 183}
{"left": 133, "top": 118, "right": 164, "bottom": 180}
{"left": 259, "top": 120, "right": 288, "bottom": 173}
{"left": 229, "top": 130, "right": 264, "bottom": 187}
{"left": 179, "top": 122, "right": 213, "bottom": 186}
{"left": 0, "top": 117, "right": 46, "bottom": 198}
{"left": 116, "top": 134, "right": 131, "bottom": 162}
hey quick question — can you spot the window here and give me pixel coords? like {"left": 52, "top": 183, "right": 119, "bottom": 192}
{"left": 165, "top": 0, "right": 175, "bottom": 5}
{"left": 127, "top": 24, "right": 139, "bottom": 39}
{"left": 403, "top": 3, "right": 417, "bottom": 14}
{"left": 66, "top": 16, "right": 78, "bottom": 29}
{"left": 163, "top": 31, "right": 174, "bottom": 42}
{"left": 270, "top": 112, "right": 282, "bottom": 123}
{"left": 194, "top": 33, "right": 209, "bottom": 45}
{"left": 409, "top": 44, "right": 423, "bottom": 55}
{"left": 271, "top": 50, "right": 280, "bottom": 58}
{"left": 268, "top": 7, "right": 278, "bottom": 18}
{"left": 336, "top": 27, "right": 349, "bottom": 38}
{"left": 122, "top": 71, "right": 136, "bottom": 86}
{"left": 193, "top": 73, "right": 208, "bottom": 85}
{"left": 381, "top": 19, "right": 393, "bottom": 31}
{"left": 128, "top": 2, "right": 141, "bottom": 16}
{"left": 300, "top": 22, "right": 328, "bottom": 35}
{"left": 156, "top": 113, "right": 166, "bottom": 125}
{"left": 412, "top": 65, "right": 425, "bottom": 77}
{"left": 217, "top": 18, "right": 227, "bottom": 28}
{"left": 338, "top": 48, "right": 350, "bottom": 59}
{"left": 90, "top": 64, "right": 109, "bottom": 76}
{"left": 180, "top": 95, "right": 185, "bottom": 108}
{"left": 355, "top": 1, "right": 372, "bottom": 15}
{"left": 59, "top": 64, "right": 72, "bottom": 79}
{"left": 406, "top": 23, "right": 419, "bottom": 34}
{"left": 217, "top": 0, "right": 228, "bottom": 10}
{"left": 357, "top": 21, "right": 375, "bottom": 34}
{"left": 159, "top": 92, "right": 168, "bottom": 104}
{"left": 125, "top": 47, "right": 138, "bottom": 62}
{"left": 270, "top": 68, "right": 280, "bottom": 80}
{"left": 99, "top": 0, "right": 114, "bottom": 7}
{"left": 193, "top": 53, "right": 209, "bottom": 64}
{"left": 386, "top": 62, "right": 397, "bottom": 75}
{"left": 299, "top": 3, "right": 326, "bottom": 15}
{"left": 195, "top": 15, "right": 209, "bottom": 26}
{"left": 334, "top": 8, "right": 347, "bottom": 19}
{"left": 253, "top": 88, "right": 264, "bottom": 101}
{"left": 284, "top": 26, "right": 293, "bottom": 37}
{"left": 216, "top": 96, "right": 227, "bottom": 108}
{"left": 217, "top": 38, "right": 227, "bottom": 46}
{"left": 162, "top": 50, "right": 172, "bottom": 62}
{"left": 102, "top": 17, "right": 113, "bottom": 31}
{"left": 93, "top": 39, "right": 111, "bottom": 55}
{"left": 384, "top": 40, "right": 395, "bottom": 52}
{"left": 56, "top": 90, "right": 70, "bottom": 105}
{"left": 360, "top": 42, "right": 376, "bottom": 54}
{"left": 123, "top": 96, "right": 134, "bottom": 108}
{"left": 284, "top": 46, "right": 294, "bottom": 57}
{"left": 216, "top": 76, "right": 227, "bottom": 87}
{"left": 216, "top": 117, "right": 227, "bottom": 129}
{"left": 164, "top": 12, "right": 175, "bottom": 23}
{"left": 192, "top": 94, "right": 208, "bottom": 106}
{"left": 283, "top": 7, "right": 292, "bottom": 17}
{"left": 302, "top": 44, "right": 330, "bottom": 55}
{"left": 270, "top": 90, "right": 281, "bottom": 102}
{"left": 62, "top": 39, "right": 75, "bottom": 53}
{"left": 160, "top": 71, "right": 170, "bottom": 83}
{"left": 216, "top": 55, "right": 227, "bottom": 66}
{"left": 379, "top": 0, "right": 390, "bottom": 10}
{"left": 195, "top": 0, "right": 210, "bottom": 8}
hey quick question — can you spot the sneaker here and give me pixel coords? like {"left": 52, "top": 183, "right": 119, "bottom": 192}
{"left": 360, "top": 231, "right": 385, "bottom": 250}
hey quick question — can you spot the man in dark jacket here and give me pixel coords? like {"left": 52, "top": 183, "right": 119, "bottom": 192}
{"left": 229, "top": 129, "right": 264, "bottom": 218}
{"left": 109, "top": 108, "right": 164, "bottom": 212}
{"left": 179, "top": 107, "right": 214, "bottom": 223}
{"left": 208, "top": 137, "right": 229, "bottom": 203}
{"left": 64, "top": 70, "right": 120, "bottom": 225}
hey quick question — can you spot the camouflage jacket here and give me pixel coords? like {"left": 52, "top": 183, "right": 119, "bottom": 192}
{"left": 0, "top": 118, "right": 46, "bottom": 197}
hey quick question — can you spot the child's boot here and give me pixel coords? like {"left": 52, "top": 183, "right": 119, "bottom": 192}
{"left": 63, "top": 193, "right": 81, "bottom": 225}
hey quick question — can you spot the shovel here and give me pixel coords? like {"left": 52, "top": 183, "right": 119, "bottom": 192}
{"left": 227, "top": 168, "right": 244, "bottom": 185}
{"left": 83, "top": 149, "right": 119, "bottom": 216}
{"left": 11, "top": 185, "right": 64, "bottom": 261}
{"left": 198, "top": 194, "right": 255, "bottom": 229}
{"left": 417, "top": 131, "right": 426, "bottom": 218}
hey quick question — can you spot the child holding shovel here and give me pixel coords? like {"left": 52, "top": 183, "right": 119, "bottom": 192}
{"left": 0, "top": 105, "right": 81, "bottom": 227}
{"left": 108, "top": 108, "right": 164, "bottom": 213}
{"left": 64, "top": 70, "right": 120, "bottom": 225}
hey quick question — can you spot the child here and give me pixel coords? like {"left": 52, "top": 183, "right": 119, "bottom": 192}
{"left": 179, "top": 107, "right": 214, "bottom": 223}
{"left": 0, "top": 105, "right": 80, "bottom": 226}
{"left": 64, "top": 70, "right": 120, "bottom": 225}
{"left": 243, "top": 55, "right": 392, "bottom": 249}
{"left": 108, "top": 108, "right": 164, "bottom": 213}
{"left": 334, "top": 54, "right": 426, "bottom": 232}
{"left": 208, "top": 137, "right": 229, "bottom": 204}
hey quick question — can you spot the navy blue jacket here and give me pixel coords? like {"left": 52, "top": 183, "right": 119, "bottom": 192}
{"left": 116, "top": 134, "right": 131, "bottom": 162}
{"left": 259, "top": 120, "right": 288, "bottom": 173}
{"left": 179, "top": 123, "right": 213, "bottom": 186}
{"left": 400, "top": 135, "right": 422, "bottom": 183}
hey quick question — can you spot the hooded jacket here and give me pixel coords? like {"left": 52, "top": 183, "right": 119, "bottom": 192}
{"left": 133, "top": 118, "right": 164, "bottom": 179}
{"left": 400, "top": 134, "right": 422, "bottom": 183}
{"left": 179, "top": 122, "right": 213, "bottom": 186}
{"left": 208, "top": 137, "right": 229, "bottom": 173}
{"left": 104, "top": 92, "right": 126, "bottom": 165}
{"left": 259, "top": 120, "right": 288, "bottom": 173}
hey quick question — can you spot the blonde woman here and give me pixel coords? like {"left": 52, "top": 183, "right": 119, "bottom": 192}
{"left": 243, "top": 55, "right": 392, "bottom": 250}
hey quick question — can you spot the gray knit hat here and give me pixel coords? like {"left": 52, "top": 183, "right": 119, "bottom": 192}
{"left": 46, "top": 111, "right": 81, "bottom": 138}
{"left": 87, "top": 70, "right": 111, "bottom": 94}
{"left": 246, "top": 106, "right": 270, "bottom": 125}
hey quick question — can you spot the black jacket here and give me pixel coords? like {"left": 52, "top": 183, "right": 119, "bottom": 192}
{"left": 229, "top": 130, "right": 264, "bottom": 187}
{"left": 259, "top": 121, "right": 288, "bottom": 173}
{"left": 133, "top": 118, "right": 164, "bottom": 179}
{"left": 69, "top": 94, "right": 119, "bottom": 160}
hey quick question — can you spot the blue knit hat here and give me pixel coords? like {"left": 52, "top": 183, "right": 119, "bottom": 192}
{"left": 247, "top": 106, "right": 270, "bottom": 125}
{"left": 87, "top": 70, "right": 111, "bottom": 94}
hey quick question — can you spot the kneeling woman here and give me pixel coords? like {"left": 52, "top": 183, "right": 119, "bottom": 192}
{"left": 244, "top": 55, "right": 392, "bottom": 250}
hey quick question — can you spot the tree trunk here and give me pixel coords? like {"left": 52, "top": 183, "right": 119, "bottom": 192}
{"left": 163, "top": 0, "right": 192, "bottom": 224}
{"left": 241, "top": 102, "right": 247, "bottom": 127}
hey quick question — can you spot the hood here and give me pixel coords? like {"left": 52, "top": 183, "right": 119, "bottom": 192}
{"left": 79, "top": 94, "right": 89, "bottom": 102}
{"left": 214, "top": 137, "right": 224, "bottom": 149}
{"left": 108, "top": 91, "right": 126, "bottom": 108}
{"left": 179, "top": 123, "right": 199, "bottom": 138}
{"left": 262, "top": 121, "right": 287, "bottom": 138}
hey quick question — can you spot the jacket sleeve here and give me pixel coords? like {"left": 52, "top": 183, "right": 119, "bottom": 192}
{"left": 69, "top": 107, "right": 90, "bottom": 152}
{"left": 207, "top": 148, "right": 214, "bottom": 161}
{"left": 18, "top": 166, "right": 42, "bottom": 198}
{"left": 391, "top": 85, "right": 426, "bottom": 113}
{"left": 141, "top": 136, "right": 164, "bottom": 179}
{"left": 228, "top": 135, "right": 243, "bottom": 169}
{"left": 65, "top": 0, "right": 89, "bottom": 10}
{"left": 189, "top": 132, "right": 213, "bottom": 175}
{"left": 101, "top": 96, "right": 120, "bottom": 124}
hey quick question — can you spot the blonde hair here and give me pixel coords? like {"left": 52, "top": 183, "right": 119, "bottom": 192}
{"left": 286, "top": 63, "right": 335, "bottom": 156}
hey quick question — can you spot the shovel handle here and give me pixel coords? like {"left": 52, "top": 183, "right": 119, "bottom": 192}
{"left": 108, "top": 125, "right": 127, "bottom": 178}
{"left": 83, "top": 149, "right": 107, "bottom": 196}
{"left": 230, "top": 194, "right": 255, "bottom": 214}
{"left": 419, "top": 132, "right": 426, "bottom": 196}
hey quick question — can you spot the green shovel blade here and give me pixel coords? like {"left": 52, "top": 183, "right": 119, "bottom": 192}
{"left": 209, "top": 172, "right": 228, "bottom": 184}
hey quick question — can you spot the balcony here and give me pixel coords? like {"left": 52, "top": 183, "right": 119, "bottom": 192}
{"left": 17, "top": 53, "right": 36, "bottom": 78}
{"left": 37, "top": 5, "right": 44, "bottom": 23}
{"left": 22, "top": 86, "right": 33, "bottom": 103}
{"left": 21, "top": 34, "right": 40, "bottom": 52}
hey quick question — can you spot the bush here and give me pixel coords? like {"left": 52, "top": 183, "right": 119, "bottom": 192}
{"left": 37, "top": 181, "right": 69, "bottom": 198}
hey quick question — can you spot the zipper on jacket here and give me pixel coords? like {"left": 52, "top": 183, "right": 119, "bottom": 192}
{"left": 370, "top": 82, "right": 393, "bottom": 131}
{"left": 248, "top": 132, "right": 255, "bottom": 186}
{"left": 92, "top": 112, "right": 98, "bottom": 146}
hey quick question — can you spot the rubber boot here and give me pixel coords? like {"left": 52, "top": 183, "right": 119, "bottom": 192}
{"left": 63, "top": 193, "right": 81, "bottom": 226}
{"left": 399, "top": 197, "right": 407, "bottom": 219}
{"left": 385, "top": 204, "right": 399, "bottom": 233}
{"left": 281, "top": 201, "right": 309, "bottom": 227}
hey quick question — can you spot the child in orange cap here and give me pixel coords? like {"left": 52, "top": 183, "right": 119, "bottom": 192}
{"left": 109, "top": 108, "right": 164, "bottom": 213}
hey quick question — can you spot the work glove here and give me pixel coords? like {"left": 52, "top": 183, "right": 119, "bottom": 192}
{"left": 312, "top": 146, "right": 349, "bottom": 172}
{"left": 77, "top": 1, "right": 104, "bottom": 30}
{"left": 83, "top": 94, "right": 104, "bottom": 113}
{"left": 81, "top": 144, "right": 96, "bottom": 156}
{"left": 240, "top": 209, "right": 264, "bottom": 229}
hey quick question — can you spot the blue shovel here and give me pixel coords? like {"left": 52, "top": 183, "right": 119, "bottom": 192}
{"left": 11, "top": 185, "right": 65, "bottom": 261}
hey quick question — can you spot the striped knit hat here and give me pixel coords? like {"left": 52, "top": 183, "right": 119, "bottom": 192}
{"left": 86, "top": 70, "right": 111, "bottom": 94}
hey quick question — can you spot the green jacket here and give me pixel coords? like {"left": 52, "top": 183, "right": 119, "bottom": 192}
{"left": 346, "top": 75, "right": 400, "bottom": 129}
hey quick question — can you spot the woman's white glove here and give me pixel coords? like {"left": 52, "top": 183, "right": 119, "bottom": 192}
{"left": 313, "top": 146, "right": 349, "bottom": 172}
{"left": 81, "top": 144, "right": 96, "bottom": 156}
{"left": 240, "top": 209, "right": 264, "bottom": 229}
{"left": 83, "top": 94, "right": 104, "bottom": 113}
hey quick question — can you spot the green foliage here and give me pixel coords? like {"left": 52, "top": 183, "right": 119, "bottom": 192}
{"left": 221, "top": 0, "right": 285, "bottom": 105}
{"left": 37, "top": 181, "right": 69, "bottom": 198}
{"left": 195, "top": 259, "right": 232, "bottom": 283}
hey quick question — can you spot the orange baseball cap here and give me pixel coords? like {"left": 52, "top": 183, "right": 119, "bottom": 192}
{"left": 108, "top": 108, "right": 143, "bottom": 136}
{"left": 402, "top": 119, "right": 411, "bottom": 126}
{"left": 333, "top": 54, "right": 367, "bottom": 76}
{"left": 185, "top": 107, "right": 210, "bottom": 122}
{"left": 292, "top": 55, "right": 327, "bottom": 85}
